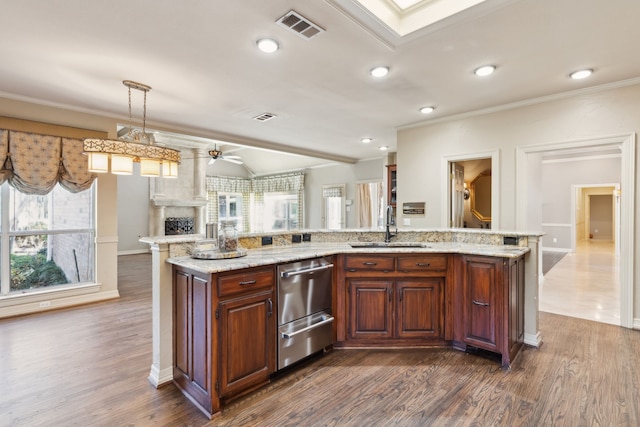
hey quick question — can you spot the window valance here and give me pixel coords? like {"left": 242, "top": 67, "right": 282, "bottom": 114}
{"left": 207, "top": 176, "right": 252, "bottom": 193}
{"left": 0, "top": 129, "right": 96, "bottom": 195}
{"left": 207, "top": 171, "right": 305, "bottom": 193}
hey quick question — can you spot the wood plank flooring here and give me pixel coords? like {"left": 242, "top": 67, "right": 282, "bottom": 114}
{"left": 1, "top": 253, "right": 639, "bottom": 426}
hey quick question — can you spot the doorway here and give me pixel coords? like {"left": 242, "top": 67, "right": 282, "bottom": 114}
{"left": 516, "top": 133, "right": 635, "bottom": 328}
{"left": 442, "top": 150, "right": 500, "bottom": 229}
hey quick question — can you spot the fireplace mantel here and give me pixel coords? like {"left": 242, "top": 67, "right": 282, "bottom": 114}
{"left": 151, "top": 198, "right": 207, "bottom": 208}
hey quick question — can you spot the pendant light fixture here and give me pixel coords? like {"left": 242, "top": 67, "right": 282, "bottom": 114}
{"left": 83, "top": 80, "right": 180, "bottom": 178}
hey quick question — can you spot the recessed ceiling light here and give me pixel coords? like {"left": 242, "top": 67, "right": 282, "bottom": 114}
{"left": 570, "top": 69, "right": 593, "bottom": 80}
{"left": 256, "top": 38, "right": 279, "bottom": 53}
{"left": 370, "top": 66, "right": 390, "bottom": 78}
{"left": 379, "top": 145, "right": 389, "bottom": 151}
{"left": 361, "top": 137, "right": 373, "bottom": 143}
{"left": 420, "top": 106, "right": 435, "bottom": 114}
{"left": 474, "top": 65, "right": 496, "bottom": 77}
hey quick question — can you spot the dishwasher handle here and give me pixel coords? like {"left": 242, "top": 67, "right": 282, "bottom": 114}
{"left": 281, "top": 315, "right": 334, "bottom": 339}
{"left": 280, "top": 263, "right": 334, "bottom": 279}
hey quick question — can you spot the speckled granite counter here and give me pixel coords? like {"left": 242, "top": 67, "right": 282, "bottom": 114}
{"left": 166, "top": 241, "right": 530, "bottom": 274}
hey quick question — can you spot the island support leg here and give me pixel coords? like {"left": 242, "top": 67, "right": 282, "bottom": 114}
{"left": 148, "top": 242, "right": 174, "bottom": 388}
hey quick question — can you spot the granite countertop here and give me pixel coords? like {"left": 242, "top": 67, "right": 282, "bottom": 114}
{"left": 166, "top": 241, "right": 530, "bottom": 274}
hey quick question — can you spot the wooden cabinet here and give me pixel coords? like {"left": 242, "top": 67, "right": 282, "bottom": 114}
{"left": 218, "top": 289, "right": 275, "bottom": 398}
{"left": 455, "top": 254, "right": 524, "bottom": 367}
{"left": 173, "top": 268, "right": 216, "bottom": 416}
{"left": 341, "top": 254, "right": 448, "bottom": 346}
{"left": 348, "top": 280, "right": 393, "bottom": 340}
{"left": 348, "top": 278, "right": 444, "bottom": 341}
{"left": 172, "top": 264, "right": 275, "bottom": 419}
{"left": 396, "top": 279, "right": 443, "bottom": 339}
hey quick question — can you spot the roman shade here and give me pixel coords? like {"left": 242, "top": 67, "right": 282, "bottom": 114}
{"left": 0, "top": 129, "right": 96, "bottom": 195}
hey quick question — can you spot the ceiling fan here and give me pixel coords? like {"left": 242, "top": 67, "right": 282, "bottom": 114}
{"left": 208, "top": 147, "right": 243, "bottom": 165}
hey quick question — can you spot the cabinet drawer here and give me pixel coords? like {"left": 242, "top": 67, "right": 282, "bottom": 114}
{"left": 218, "top": 267, "right": 274, "bottom": 297}
{"left": 397, "top": 255, "right": 447, "bottom": 273}
{"left": 345, "top": 255, "right": 395, "bottom": 272}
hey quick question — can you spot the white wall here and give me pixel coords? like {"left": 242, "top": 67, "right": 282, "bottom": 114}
{"left": 397, "top": 82, "right": 640, "bottom": 325}
{"left": 117, "top": 164, "right": 150, "bottom": 254}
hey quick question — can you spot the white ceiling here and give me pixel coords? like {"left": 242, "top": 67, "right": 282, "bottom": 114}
{"left": 2, "top": 0, "right": 640, "bottom": 175}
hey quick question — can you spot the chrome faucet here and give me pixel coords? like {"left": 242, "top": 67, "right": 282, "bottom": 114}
{"left": 385, "top": 205, "right": 397, "bottom": 243}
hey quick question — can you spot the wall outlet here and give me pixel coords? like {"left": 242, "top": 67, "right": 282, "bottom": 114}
{"left": 261, "top": 236, "right": 273, "bottom": 246}
{"left": 39, "top": 301, "right": 51, "bottom": 308}
{"left": 291, "top": 234, "right": 302, "bottom": 243}
{"left": 553, "top": 237, "right": 557, "bottom": 243}
{"left": 403, "top": 218, "right": 410, "bottom": 226}
{"left": 302, "top": 233, "right": 311, "bottom": 242}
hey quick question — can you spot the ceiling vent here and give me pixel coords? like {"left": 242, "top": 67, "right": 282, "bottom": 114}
{"left": 253, "top": 112, "right": 277, "bottom": 122}
{"left": 276, "top": 10, "right": 325, "bottom": 39}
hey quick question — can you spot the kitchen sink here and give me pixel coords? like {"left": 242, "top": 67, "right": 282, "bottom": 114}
{"left": 348, "top": 242, "right": 428, "bottom": 248}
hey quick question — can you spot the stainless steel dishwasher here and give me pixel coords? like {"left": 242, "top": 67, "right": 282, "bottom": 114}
{"left": 277, "top": 256, "right": 334, "bottom": 370}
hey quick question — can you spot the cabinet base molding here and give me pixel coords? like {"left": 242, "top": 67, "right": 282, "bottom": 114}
{"left": 524, "top": 331, "right": 542, "bottom": 347}
{"left": 148, "top": 365, "right": 174, "bottom": 388}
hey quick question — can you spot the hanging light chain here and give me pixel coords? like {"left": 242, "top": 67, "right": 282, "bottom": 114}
{"left": 123, "top": 80, "right": 152, "bottom": 144}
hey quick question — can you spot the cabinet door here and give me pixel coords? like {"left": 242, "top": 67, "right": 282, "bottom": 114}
{"left": 462, "top": 256, "right": 502, "bottom": 352}
{"left": 348, "top": 280, "right": 393, "bottom": 340}
{"left": 218, "top": 290, "right": 275, "bottom": 398}
{"left": 396, "top": 278, "right": 443, "bottom": 339}
{"left": 173, "top": 269, "right": 215, "bottom": 415}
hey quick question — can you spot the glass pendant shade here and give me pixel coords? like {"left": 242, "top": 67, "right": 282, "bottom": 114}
{"left": 163, "top": 161, "right": 179, "bottom": 178}
{"left": 87, "top": 152, "right": 109, "bottom": 173}
{"left": 110, "top": 154, "right": 134, "bottom": 175}
{"left": 140, "top": 158, "right": 161, "bottom": 177}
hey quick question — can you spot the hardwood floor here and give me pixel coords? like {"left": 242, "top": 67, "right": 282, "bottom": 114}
{"left": 1, "top": 253, "right": 638, "bottom": 426}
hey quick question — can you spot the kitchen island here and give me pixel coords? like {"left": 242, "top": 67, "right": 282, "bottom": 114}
{"left": 141, "top": 229, "right": 542, "bottom": 418}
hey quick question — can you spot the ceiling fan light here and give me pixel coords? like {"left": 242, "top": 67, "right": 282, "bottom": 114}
{"left": 110, "top": 154, "right": 134, "bottom": 175}
{"left": 140, "top": 158, "right": 161, "bottom": 177}
{"left": 87, "top": 152, "right": 109, "bottom": 173}
{"left": 420, "top": 106, "right": 435, "bottom": 114}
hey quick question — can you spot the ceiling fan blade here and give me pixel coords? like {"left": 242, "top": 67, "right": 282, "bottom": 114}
{"left": 224, "top": 158, "right": 244, "bottom": 165}
{"left": 208, "top": 158, "right": 215, "bottom": 165}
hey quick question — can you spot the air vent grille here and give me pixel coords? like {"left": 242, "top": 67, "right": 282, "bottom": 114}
{"left": 253, "top": 112, "right": 277, "bottom": 122}
{"left": 276, "top": 10, "right": 325, "bottom": 39}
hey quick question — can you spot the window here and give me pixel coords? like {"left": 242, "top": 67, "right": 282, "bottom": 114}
{"left": 206, "top": 172, "right": 304, "bottom": 233}
{"left": 264, "top": 192, "right": 299, "bottom": 231}
{"left": 218, "top": 192, "right": 244, "bottom": 230}
{"left": 1, "top": 182, "right": 95, "bottom": 295}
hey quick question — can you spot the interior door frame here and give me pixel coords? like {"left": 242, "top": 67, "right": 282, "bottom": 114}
{"left": 571, "top": 184, "right": 619, "bottom": 253}
{"left": 516, "top": 133, "right": 635, "bottom": 329}
{"left": 441, "top": 149, "right": 501, "bottom": 229}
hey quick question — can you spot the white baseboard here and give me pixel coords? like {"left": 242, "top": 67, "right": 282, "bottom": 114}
{"left": 0, "top": 289, "right": 120, "bottom": 319}
{"left": 633, "top": 318, "right": 640, "bottom": 330}
{"left": 524, "top": 331, "right": 542, "bottom": 348}
{"left": 542, "top": 247, "right": 571, "bottom": 253}
{"left": 148, "top": 364, "right": 174, "bottom": 388}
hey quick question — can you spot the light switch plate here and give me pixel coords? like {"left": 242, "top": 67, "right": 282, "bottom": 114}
{"left": 403, "top": 218, "right": 410, "bottom": 226}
